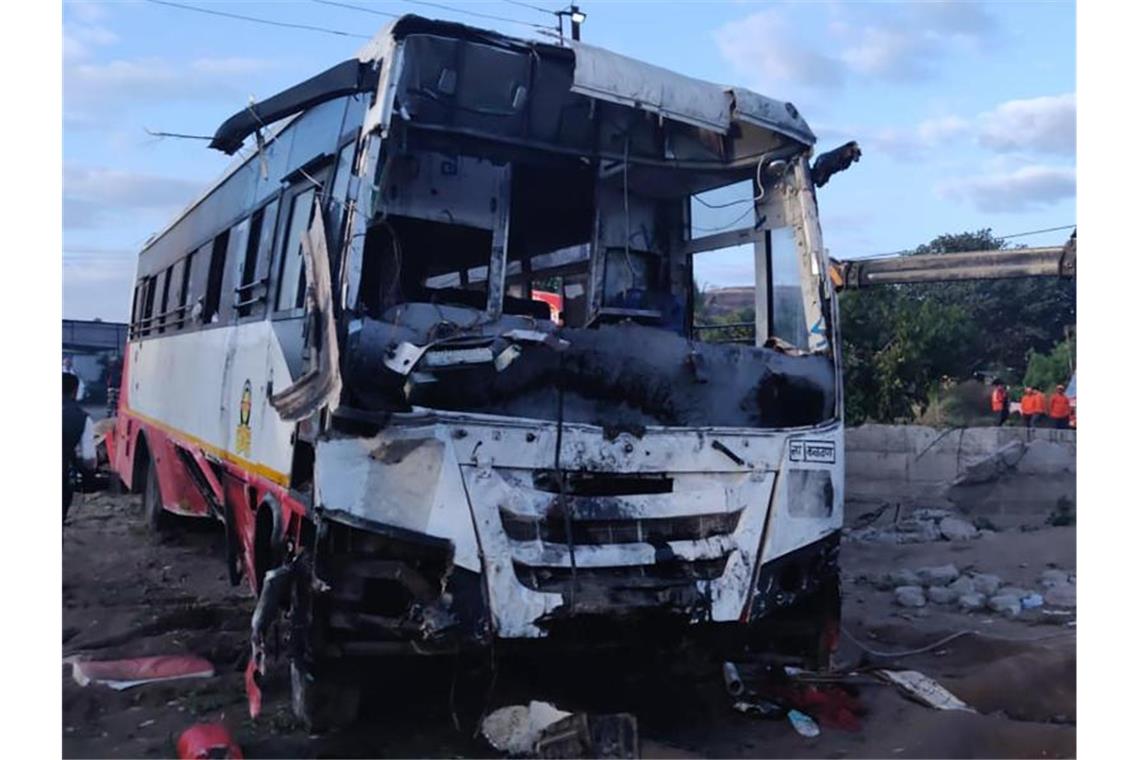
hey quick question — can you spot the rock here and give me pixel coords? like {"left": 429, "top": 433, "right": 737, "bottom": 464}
{"left": 988, "top": 594, "right": 1022, "bottom": 617}
{"left": 894, "top": 518, "right": 941, "bottom": 543}
{"left": 894, "top": 586, "right": 926, "bottom": 608}
{"left": 947, "top": 576, "right": 976, "bottom": 596}
{"left": 997, "top": 586, "right": 1031, "bottom": 600}
{"left": 978, "top": 529, "right": 996, "bottom": 539}
{"left": 871, "top": 574, "right": 895, "bottom": 591}
{"left": 915, "top": 564, "right": 960, "bottom": 587}
{"left": 952, "top": 441, "right": 1026, "bottom": 486}
{"left": 927, "top": 586, "right": 957, "bottom": 605}
{"left": 939, "top": 517, "right": 979, "bottom": 541}
{"left": 971, "top": 573, "right": 1002, "bottom": 596}
{"left": 1039, "top": 569, "right": 1069, "bottom": 589}
{"left": 958, "top": 593, "right": 986, "bottom": 611}
{"left": 1021, "top": 593, "right": 1044, "bottom": 609}
{"left": 887, "top": 569, "right": 920, "bottom": 588}
{"left": 912, "top": 508, "right": 951, "bottom": 522}
{"left": 1044, "top": 582, "right": 1077, "bottom": 609}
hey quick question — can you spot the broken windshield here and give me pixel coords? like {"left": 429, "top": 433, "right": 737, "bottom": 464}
{"left": 337, "top": 31, "right": 836, "bottom": 429}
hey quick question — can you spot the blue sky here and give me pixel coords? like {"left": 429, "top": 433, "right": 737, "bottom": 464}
{"left": 63, "top": 0, "right": 1075, "bottom": 320}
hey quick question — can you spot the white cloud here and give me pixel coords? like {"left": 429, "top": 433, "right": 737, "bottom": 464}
{"left": 713, "top": 9, "right": 844, "bottom": 92}
{"left": 63, "top": 21, "right": 118, "bottom": 61}
{"left": 64, "top": 55, "right": 280, "bottom": 125}
{"left": 936, "top": 165, "right": 1076, "bottom": 213}
{"left": 835, "top": 93, "right": 1075, "bottom": 161}
{"left": 64, "top": 165, "right": 202, "bottom": 229}
{"left": 716, "top": 2, "right": 1001, "bottom": 93}
{"left": 977, "top": 93, "right": 1075, "bottom": 155}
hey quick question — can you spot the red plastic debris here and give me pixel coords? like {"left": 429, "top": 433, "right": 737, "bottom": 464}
{"left": 244, "top": 657, "right": 262, "bottom": 720}
{"left": 70, "top": 655, "right": 214, "bottom": 690}
{"left": 176, "top": 723, "right": 244, "bottom": 759}
{"left": 762, "top": 682, "right": 865, "bottom": 732}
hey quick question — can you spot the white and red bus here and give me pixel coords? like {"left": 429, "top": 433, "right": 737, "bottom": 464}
{"left": 111, "top": 15, "right": 845, "bottom": 729}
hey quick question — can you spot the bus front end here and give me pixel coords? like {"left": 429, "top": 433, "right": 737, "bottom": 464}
{"left": 271, "top": 19, "right": 846, "bottom": 727}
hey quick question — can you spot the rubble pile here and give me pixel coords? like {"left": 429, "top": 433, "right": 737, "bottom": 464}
{"left": 863, "top": 565, "right": 1076, "bottom": 618}
{"left": 845, "top": 508, "right": 991, "bottom": 545}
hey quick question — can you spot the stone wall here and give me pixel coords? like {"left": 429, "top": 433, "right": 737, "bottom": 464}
{"left": 845, "top": 424, "right": 1075, "bottom": 521}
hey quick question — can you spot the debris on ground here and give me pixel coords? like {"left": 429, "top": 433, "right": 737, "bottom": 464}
{"left": 69, "top": 655, "right": 214, "bottom": 690}
{"left": 1044, "top": 582, "right": 1077, "bottom": 609}
{"left": 915, "top": 564, "right": 959, "bottom": 587}
{"left": 786, "top": 709, "right": 821, "bottom": 738}
{"left": 482, "top": 703, "right": 640, "bottom": 759}
{"left": 533, "top": 712, "right": 639, "bottom": 759}
{"left": 722, "top": 661, "right": 745, "bottom": 697}
{"left": 875, "top": 670, "right": 974, "bottom": 713}
{"left": 175, "top": 723, "right": 244, "bottom": 759}
{"left": 733, "top": 700, "right": 785, "bottom": 719}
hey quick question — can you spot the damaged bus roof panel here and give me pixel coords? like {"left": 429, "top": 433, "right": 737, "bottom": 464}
{"left": 568, "top": 41, "right": 816, "bottom": 145}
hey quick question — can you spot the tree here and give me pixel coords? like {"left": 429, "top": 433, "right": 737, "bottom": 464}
{"left": 839, "top": 228, "right": 1075, "bottom": 423}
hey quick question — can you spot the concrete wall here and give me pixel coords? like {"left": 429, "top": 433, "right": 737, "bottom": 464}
{"left": 845, "top": 424, "right": 1075, "bottom": 520}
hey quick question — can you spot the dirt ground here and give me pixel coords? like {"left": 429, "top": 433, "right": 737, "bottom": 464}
{"left": 63, "top": 491, "right": 1075, "bottom": 758}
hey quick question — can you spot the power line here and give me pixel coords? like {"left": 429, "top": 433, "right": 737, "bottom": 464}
{"left": 310, "top": 0, "right": 398, "bottom": 19}
{"left": 316, "top": 0, "right": 556, "bottom": 32}
{"left": 504, "top": 0, "right": 560, "bottom": 17}
{"left": 996, "top": 224, "right": 1075, "bottom": 241}
{"left": 403, "top": 0, "right": 556, "bottom": 29}
{"left": 855, "top": 224, "right": 1076, "bottom": 261}
{"left": 144, "top": 0, "right": 372, "bottom": 39}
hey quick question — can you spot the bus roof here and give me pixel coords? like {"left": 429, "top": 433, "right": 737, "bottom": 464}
{"left": 141, "top": 14, "right": 814, "bottom": 256}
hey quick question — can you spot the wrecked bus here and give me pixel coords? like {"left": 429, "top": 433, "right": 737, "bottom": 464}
{"left": 110, "top": 15, "right": 845, "bottom": 728}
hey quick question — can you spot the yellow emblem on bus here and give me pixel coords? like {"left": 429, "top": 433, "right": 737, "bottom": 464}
{"left": 235, "top": 380, "right": 253, "bottom": 456}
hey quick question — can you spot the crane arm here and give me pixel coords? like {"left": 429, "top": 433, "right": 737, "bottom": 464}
{"left": 829, "top": 234, "right": 1076, "bottom": 291}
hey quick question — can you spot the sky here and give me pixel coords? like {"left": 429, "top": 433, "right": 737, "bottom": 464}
{"left": 63, "top": 0, "right": 1076, "bottom": 321}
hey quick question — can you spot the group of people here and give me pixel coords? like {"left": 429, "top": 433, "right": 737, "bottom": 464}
{"left": 990, "top": 379, "right": 1072, "bottom": 428}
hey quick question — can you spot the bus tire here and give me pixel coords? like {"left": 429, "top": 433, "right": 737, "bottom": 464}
{"left": 143, "top": 458, "right": 171, "bottom": 533}
{"left": 290, "top": 660, "right": 361, "bottom": 733}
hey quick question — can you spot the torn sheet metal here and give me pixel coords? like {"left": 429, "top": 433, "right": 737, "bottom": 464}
{"left": 569, "top": 41, "right": 732, "bottom": 133}
{"left": 729, "top": 88, "right": 816, "bottom": 145}
{"left": 876, "top": 669, "right": 975, "bottom": 712}
{"left": 269, "top": 208, "right": 342, "bottom": 421}
{"left": 69, "top": 655, "right": 214, "bottom": 690}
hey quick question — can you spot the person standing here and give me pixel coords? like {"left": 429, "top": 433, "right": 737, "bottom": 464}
{"left": 1048, "top": 384, "right": 1072, "bottom": 430}
{"left": 63, "top": 372, "right": 96, "bottom": 524}
{"left": 991, "top": 378, "right": 1010, "bottom": 427}
{"left": 1021, "top": 386, "right": 1042, "bottom": 428}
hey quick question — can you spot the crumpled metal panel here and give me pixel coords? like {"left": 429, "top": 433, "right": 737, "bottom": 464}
{"left": 729, "top": 88, "right": 816, "bottom": 146}
{"left": 569, "top": 41, "right": 732, "bottom": 134}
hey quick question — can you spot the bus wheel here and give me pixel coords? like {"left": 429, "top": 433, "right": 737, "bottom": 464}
{"left": 143, "top": 458, "right": 170, "bottom": 533}
{"left": 290, "top": 660, "right": 361, "bottom": 733}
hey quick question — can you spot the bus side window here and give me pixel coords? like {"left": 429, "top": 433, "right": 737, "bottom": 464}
{"left": 275, "top": 187, "right": 317, "bottom": 314}
{"left": 156, "top": 266, "right": 173, "bottom": 333}
{"left": 237, "top": 200, "right": 279, "bottom": 319}
{"left": 202, "top": 230, "right": 231, "bottom": 324}
{"left": 176, "top": 253, "right": 194, "bottom": 329}
{"left": 141, "top": 276, "right": 157, "bottom": 336}
{"left": 130, "top": 281, "right": 144, "bottom": 336}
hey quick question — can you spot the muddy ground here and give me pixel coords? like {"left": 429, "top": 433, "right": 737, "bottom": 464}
{"left": 63, "top": 491, "right": 1075, "bottom": 758}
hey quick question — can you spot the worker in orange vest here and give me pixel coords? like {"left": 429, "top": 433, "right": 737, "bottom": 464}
{"left": 1047, "top": 384, "right": 1072, "bottom": 429}
{"left": 1020, "top": 386, "right": 1041, "bottom": 428}
{"left": 991, "top": 378, "right": 1010, "bottom": 426}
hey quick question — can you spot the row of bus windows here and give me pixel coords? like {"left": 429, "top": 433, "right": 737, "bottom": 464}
{"left": 129, "top": 140, "right": 356, "bottom": 339}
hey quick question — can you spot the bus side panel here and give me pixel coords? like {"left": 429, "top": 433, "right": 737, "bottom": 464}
{"left": 150, "top": 424, "right": 213, "bottom": 518}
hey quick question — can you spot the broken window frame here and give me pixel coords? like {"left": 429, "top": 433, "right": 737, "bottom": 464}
{"left": 682, "top": 164, "right": 833, "bottom": 354}
{"left": 235, "top": 197, "right": 281, "bottom": 321}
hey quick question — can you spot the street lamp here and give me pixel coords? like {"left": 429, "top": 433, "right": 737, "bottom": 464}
{"left": 556, "top": 5, "right": 587, "bottom": 41}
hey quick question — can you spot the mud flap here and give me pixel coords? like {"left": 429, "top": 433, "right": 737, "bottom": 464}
{"left": 245, "top": 558, "right": 297, "bottom": 718}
